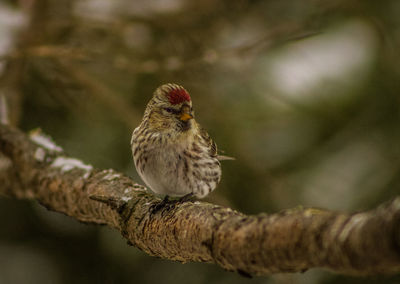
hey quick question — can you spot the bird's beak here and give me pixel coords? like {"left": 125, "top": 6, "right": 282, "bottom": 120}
{"left": 179, "top": 105, "right": 193, "bottom": 121}
{"left": 180, "top": 112, "right": 193, "bottom": 121}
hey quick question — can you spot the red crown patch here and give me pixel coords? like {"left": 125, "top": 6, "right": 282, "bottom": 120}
{"left": 167, "top": 87, "right": 191, "bottom": 105}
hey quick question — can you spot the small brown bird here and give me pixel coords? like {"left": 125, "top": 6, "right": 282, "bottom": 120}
{"left": 131, "top": 83, "right": 231, "bottom": 200}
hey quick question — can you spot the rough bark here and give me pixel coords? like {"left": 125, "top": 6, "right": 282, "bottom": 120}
{"left": 0, "top": 124, "right": 399, "bottom": 277}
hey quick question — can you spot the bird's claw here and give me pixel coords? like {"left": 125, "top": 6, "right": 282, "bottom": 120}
{"left": 150, "top": 193, "right": 195, "bottom": 214}
{"left": 150, "top": 195, "right": 170, "bottom": 214}
{"left": 178, "top": 193, "right": 195, "bottom": 203}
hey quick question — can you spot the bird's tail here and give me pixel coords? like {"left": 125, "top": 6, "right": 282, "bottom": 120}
{"left": 217, "top": 155, "right": 235, "bottom": 161}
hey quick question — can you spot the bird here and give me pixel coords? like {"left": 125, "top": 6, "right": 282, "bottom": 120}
{"left": 131, "top": 83, "right": 232, "bottom": 204}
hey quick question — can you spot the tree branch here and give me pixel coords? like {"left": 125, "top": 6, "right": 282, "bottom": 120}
{"left": 0, "top": 124, "right": 399, "bottom": 276}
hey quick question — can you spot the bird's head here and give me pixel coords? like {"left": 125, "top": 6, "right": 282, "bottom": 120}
{"left": 144, "top": 83, "right": 194, "bottom": 132}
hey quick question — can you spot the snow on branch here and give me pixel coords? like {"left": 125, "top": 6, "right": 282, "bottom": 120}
{"left": 0, "top": 124, "right": 399, "bottom": 277}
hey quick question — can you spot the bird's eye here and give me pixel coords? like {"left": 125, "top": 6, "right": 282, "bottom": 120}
{"left": 164, "top": 107, "right": 179, "bottom": 114}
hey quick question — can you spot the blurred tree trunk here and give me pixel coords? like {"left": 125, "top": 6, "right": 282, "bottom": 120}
{"left": 0, "top": 0, "right": 74, "bottom": 126}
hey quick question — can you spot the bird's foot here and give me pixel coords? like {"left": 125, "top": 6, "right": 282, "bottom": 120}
{"left": 150, "top": 193, "right": 195, "bottom": 214}
{"left": 150, "top": 195, "right": 170, "bottom": 214}
{"left": 177, "top": 193, "right": 195, "bottom": 203}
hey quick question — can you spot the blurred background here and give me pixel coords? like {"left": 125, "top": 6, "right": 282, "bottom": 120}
{"left": 0, "top": 0, "right": 400, "bottom": 283}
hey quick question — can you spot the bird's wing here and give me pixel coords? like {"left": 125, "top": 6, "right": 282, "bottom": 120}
{"left": 198, "top": 125, "right": 235, "bottom": 160}
{"left": 198, "top": 126, "right": 218, "bottom": 158}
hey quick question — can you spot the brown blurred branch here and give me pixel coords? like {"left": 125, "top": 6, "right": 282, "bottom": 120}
{"left": 0, "top": 124, "right": 399, "bottom": 277}
{"left": 58, "top": 60, "right": 141, "bottom": 128}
